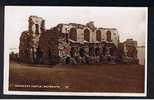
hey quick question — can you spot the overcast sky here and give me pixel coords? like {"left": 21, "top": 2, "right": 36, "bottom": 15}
{"left": 5, "top": 6, "right": 147, "bottom": 52}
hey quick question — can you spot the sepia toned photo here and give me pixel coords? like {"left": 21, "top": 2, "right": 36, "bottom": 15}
{"left": 4, "top": 6, "right": 147, "bottom": 96}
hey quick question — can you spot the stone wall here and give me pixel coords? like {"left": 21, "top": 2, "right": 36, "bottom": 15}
{"left": 39, "top": 28, "right": 62, "bottom": 64}
{"left": 19, "top": 16, "right": 139, "bottom": 65}
{"left": 19, "top": 16, "right": 45, "bottom": 63}
{"left": 123, "top": 39, "right": 139, "bottom": 64}
{"left": 60, "top": 22, "right": 119, "bottom": 47}
{"left": 19, "top": 31, "right": 32, "bottom": 63}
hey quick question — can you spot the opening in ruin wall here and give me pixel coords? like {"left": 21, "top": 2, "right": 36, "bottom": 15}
{"left": 60, "top": 24, "right": 119, "bottom": 47}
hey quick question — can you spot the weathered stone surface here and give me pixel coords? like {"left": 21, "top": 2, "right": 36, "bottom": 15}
{"left": 19, "top": 16, "right": 139, "bottom": 65}
{"left": 19, "top": 16, "right": 45, "bottom": 63}
{"left": 123, "top": 39, "right": 138, "bottom": 64}
{"left": 19, "top": 31, "right": 31, "bottom": 63}
{"left": 39, "top": 29, "right": 59, "bottom": 64}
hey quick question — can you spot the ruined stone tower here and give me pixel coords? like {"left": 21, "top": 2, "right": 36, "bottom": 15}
{"left": 19, "top": 16, "right": 45, "bottom": 63}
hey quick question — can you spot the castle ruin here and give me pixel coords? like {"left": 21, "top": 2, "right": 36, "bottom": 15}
{"left": 19, "top": 16, "right": 139, "bottom": 64}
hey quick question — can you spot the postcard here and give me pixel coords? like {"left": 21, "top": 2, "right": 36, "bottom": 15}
{"left": 4, "top": 6, "right": 148, "bottom": 96}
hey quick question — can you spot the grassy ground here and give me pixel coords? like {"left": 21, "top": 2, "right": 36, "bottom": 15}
{"left": 9, "top": 62, "right": 144, "bottom": 93}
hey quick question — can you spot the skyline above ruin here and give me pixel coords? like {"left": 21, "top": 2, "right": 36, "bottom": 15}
{"left": 5, "top": 6, "right": 147, "bottom": 52}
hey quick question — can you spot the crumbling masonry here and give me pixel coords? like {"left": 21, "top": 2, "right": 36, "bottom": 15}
{"left": 19, "top": 16, "right": 139, "bottom": 64}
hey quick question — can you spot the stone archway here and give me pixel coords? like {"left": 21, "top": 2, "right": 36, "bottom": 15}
{"left": 84, "top": 29, "right": 90, "bottom": 42}
{"left": 69, "top": 28, "right": 77, "bottom": 41}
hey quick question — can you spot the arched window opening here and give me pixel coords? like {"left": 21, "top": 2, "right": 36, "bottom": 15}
{"left": 69, "top": 28, "right": 77, "bottom": 41}
{"left": 84, "top": 29, "right": 90, "bottom": 42}
{"left": 106, "top": 31, "right": 112, "bottom": 42}
{"left": 96, "top": 30, "right": 101, "bottom": 41}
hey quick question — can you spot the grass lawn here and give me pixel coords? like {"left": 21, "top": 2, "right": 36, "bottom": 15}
{"left": 9, "top": 62, "right": 144, "bottom": 93}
